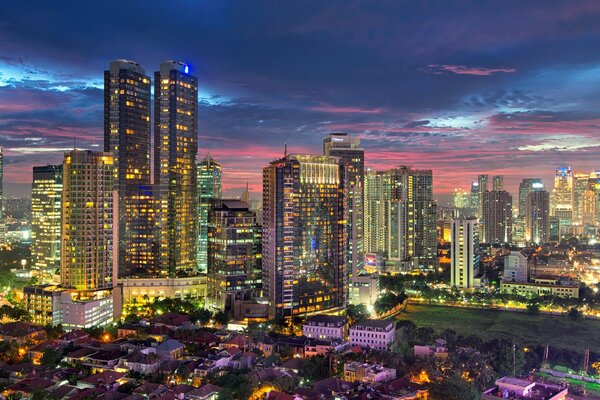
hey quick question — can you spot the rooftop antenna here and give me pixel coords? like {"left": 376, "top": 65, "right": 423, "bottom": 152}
{"left": 284, "top": 143, "right": 287, "bottom": 157}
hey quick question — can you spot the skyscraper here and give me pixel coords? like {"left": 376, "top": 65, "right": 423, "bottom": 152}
{"left": 207, "top": 199, "right": 261, "bottom": 311}
{"left": 518, "top": 178, "right": 543, "bottom": 217}
{"left": 525, "top": 188, "right": 550, "bottom": 244}
{"left": 0, "top": 147, "right": 4, "bottom": 244}
{"left": 450, "top": 217, "right": 479, "bottom": 289}
{"left": 470, "top": 181, "right": 479, "bottom": 214}
{"left": 31, "top": 165, "right": 63, "bottom": 282}
{"left": 104, "top": 60, "right": 152, "bottom": 278}
{"left": 364, "top": 168, "right": 386, "bottom": 254}
{"left": 477, "top": 174, "right": 488, "bottom": 217}
{"left": 481, "top": 190, "right": 512, "bottom": 244}
{"left": 552, "top": 166, "right": 573, "bottom": 224}
{"left": 61, "top": 150, "right": 116, "bottom": 291}
{"left": 323, "top": 133, "right": 364, "bottom": 277}
{"left": 154, "top": 61, "right": 198, "bottom": 277}
{"left": 452, "top": 188, "right": 469, "bottom": 211}
{"left": 263, "top": 154, "right": 346, "bottom": 318}
{"left": 197, "top": 154, "right": 222, "bottom": 274}
{"left": 385, "top": 167, "right": 437, "bottom": 270}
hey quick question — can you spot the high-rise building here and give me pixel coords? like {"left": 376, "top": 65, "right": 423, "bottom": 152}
{"left": 323, "top": 133, "right": 364, "bottom": 277}
{"left": 470, "top": 182, "right": 479, "bottom": 214}
{"left": 0, "top": 147, "right": 4, "bottom": 243}
{"left": 262, "top": 154, "right": 347, "bottom": 318}
{"left": 452, "top": 188, "right": 469, "bottom": 211}
{"left": 60, "top": 150, "right": 116, "bottom": 329}
{"left": 385, "top": 167, "right": 437, "bottom": 270}
{"left": 518, "top": 179, "right": 543, "bottom": 217}
{"left": 525, "top": 188, "right": 550, "bottom": 244}
{"left": 61, "top": 150, "right": 116, "bottom": 291}
{"left": 492, "top": 175, "right": 504, "bottom": 191}
{"left": 207, "top": 199, "right": 261, "bottom": 311}
{"left": 197, "top": 154, "right": 222, "bottom": 274}
{"left": 551, "top": 166, "right": 573, "bottom": 224}
{"left": 154, "top": 61, "right": 198, "bottom": 277}
{"left": 481, "top": 190, "right": 512, "bottom": 244}
{"left": 104, "top": 60, "right": 152, "bottom": 278}
{"left": 573, "top": 173, "right": 597, "bottom": 226}
{"left": 364, "top": 168, "right": 386, "bottom": 254}
{"left": 477, "top": 174, "right": 488, "bottom": 217}
{"left": 123, "top": 185, "right": 158, "bottom": 276}
{"left": 450, "top": 217, "right": 479, "bottom": 289}
{"left": 31, "top": 165, "right": 63, "bottom": 282}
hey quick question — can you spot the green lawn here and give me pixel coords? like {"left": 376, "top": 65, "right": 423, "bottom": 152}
{"left": 397, "top": 304, "right": 600, "bottom": 353}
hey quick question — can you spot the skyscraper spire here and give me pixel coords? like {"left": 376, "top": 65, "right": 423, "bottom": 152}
{"left": 241, "top": 181, "right": 250, "bottom": 203}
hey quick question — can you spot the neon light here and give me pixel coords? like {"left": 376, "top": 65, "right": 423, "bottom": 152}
{"left": 184, "top": 65, "right": 189, "bottom": 74}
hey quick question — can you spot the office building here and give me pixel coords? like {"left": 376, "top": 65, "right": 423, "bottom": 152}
{"left": 525, "top": 189, "right": 550, "bottom": 244}
{"left": 207, "top": 199, "right": 261, "bottom": 311}
{"left": 323, "top": 133, "right": 364, "bottom": 277}
{"left": 452, "top": 188, "right": 469, "bottom": 211}
{"left": 0, "top": 147, "right": 4, "bottom": 243}
{"left": 551, "top": 166, "right": 573, "bottom": 224}
{"left": 450, "top": 217, "right": 479, "bottom": 289}
{"left": 60, "top": 150, "right": 116, "bottom": 329}
{"left": 518, "top": 179, "right": 543, "bottom": 217}
{"left": 154, "top": 61, "right": 198, "bottom": 277}
{"left": 470, "top": 182, "right": 479, "bottom": 215}
{"left": 503, "top": 251, "right": 528, "bottom": 283}
{"left": 481, "top": 190, "right": 512, "bottom": 244}
{"left": 31, "top": 165, "right": 63, "bottom": 282}
{"left": 477, "top": 174, "right": 488, "bottom": 217}
{"left": 104, "top": 60, "right": 152, "bottom": 278}
{"left": 23, "top": 284, "right": 64, "bottom": 326}
{"left": 123, "top": 185, "right": 158, "bottom": 277}
{"left": 364, "top": 168, "right": 386, "bottom": 254}
{"left": 262, "top": 154, "right": 346, "bottom": 318}
{"left": 385, "top": 167, "right": 437, "bottom": 270}
{"left": 197, "top": 154, "right": 222, "bottom": 274}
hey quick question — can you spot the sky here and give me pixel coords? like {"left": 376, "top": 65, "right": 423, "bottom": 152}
{"left": 2, "top": 1, "right": 600, "bottom": 203}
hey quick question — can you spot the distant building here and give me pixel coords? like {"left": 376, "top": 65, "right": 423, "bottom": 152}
{"left": 477, "top": 174, "right": 488, "bottom": 218}
{"left": 525, "top": 189, "right": 550, "bottom": 244}
{"left": 492, "top": 175, "right": 504, "bottom": 191}
{"left": 23, "top": 284, "right": 64, "bottom": 326}
{"left": 343, "top": 361, "right": 396, "bottom": 383}
{"left": 450, "top": 217, "right": 479, "bottom": 289}
{"left": 349, "top": 319, "right": 395, "bottom": 350}
{"left": 518, "top": 179, "right": 543, "bottom": 217}
{"left": 303, "top": 315, "right": 348, "bottom": 340}
{"left": 552, "top": 166, "right": 573, "bottom": 225}
{"left": 364, "top": 168, "right": 386, "bottom": 254}
{"left": 481, "top": 190, "right": 512, "bottom": 244}
{"left": 31, "top": 164, "right": 63, "bottom": 282}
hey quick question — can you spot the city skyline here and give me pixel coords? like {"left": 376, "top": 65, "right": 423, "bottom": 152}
{"left": 2, "top": 1, "right": 600, "bottom": 201}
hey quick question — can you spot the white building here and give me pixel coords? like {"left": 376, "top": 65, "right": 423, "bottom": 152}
{"left": 343, "top": 361, "right": 396, "bottom": 383}
{"left": 60, "top": 290, "right": 114, "bottom": 330}
{"left": 450, "top": 217, "right": 479, "bottom": 289}
{"left": 302, "top": 315, "right": 348, "bottom": 340}
{"left": 503, "top": 251, "right": 528, "bottom": 283}
{"left": 349, "top": 319, "right": 395, "bottom": 350}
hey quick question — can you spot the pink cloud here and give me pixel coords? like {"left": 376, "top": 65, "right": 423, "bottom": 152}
{"left": 427, "top": 64, "right": 516, "bottom": 76}
{"left": 309, "top": 104, "right": 387, "bottom": 114}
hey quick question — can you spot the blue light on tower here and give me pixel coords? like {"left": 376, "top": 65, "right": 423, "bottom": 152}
{"left": 184, "top": 65, "right": 189, "bottom": 74}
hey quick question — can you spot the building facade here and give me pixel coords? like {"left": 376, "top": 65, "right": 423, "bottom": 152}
{"left": 154, "top": 61, "right": 198, "bottom": 277}
{"left": 262, "top": 154, "right": 347, "bottom": 318}
{"left": 364, "top": 168, "right": 386, "bottom": 254}
{"left": 525, "top": 189, "right": 550, "bottom": 244}
{"left": 481, "top": 190, "right": 512, "bottom": 244}
{"left": 552, "top": 166, "right": 573, "bottom": 225}
{"left": 349, "top": 319, "right": 395, "bottom": 350}
{"left": 31, "top": 164, "right": 63, "bottom": 282}
{"left": 197, "top": 154, "right": 222, "bottom": 274}
{"left": 207, "top": 200, "right": 261, "bottom": 311}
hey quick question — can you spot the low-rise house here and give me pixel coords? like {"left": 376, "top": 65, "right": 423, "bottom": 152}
{"left": 312, "top": 377, "right": 359, "bottom": 397}
{"left": 413, "top": 339, "right": 448, "bottom": 358}
{"left": 481, "top": 376, "right": 568, "bottom": 400}
{"left": 58, "top": 330, "right": 90, "bottom": 346}
{"left": 0, "top": 322, "right": 46, "bottom": 344}
{"left": 150, "top": 313, "right": 191, "bottom": 330}
{"left": 277, "top": 335, "right": 308, "bottom": 358}
{"left": 132, "top": 382, "right": 168, "bottom": 399}
{"left": 77, "top": 370, "right": 127, "bottom": 390}
{"left": 343, "top": 361, "right": 396, "bottom": 383}
{"left": 3, "top": 363, "right": 41, "bottom": 384}
{"left": 121, "top": 351, "right": 163, "bottom": 375}
{"left": 349, "top": 319, "right": 395, "bottom": 350}
{"left": 302, "top": 315, "right": 348, "bottom": 340}
{"left": 377, "top": 377, "right": 428, "bottom": 399}
{"left": 156, "top": 339, "right": 184, "bottom": 359}
{"left": 84, "top": 349, "right": 125, "bottom": 371}
{"left": 186, "top": 384, "right": 222, "bottom": 400}
{"left": 28, "top": 339, "right": 60, "bottom": 364}
{"left": 304, "top": 338, "right": 347, "bottom": 357}
{"left": 3, "top": 378, "right": 57, "bottom": 399}
{"left": 220, "top": 334, "right": 250, "bottom": 351}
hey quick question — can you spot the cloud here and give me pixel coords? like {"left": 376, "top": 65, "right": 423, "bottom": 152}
{"left": 426, "top": 64, "right": 517, "bottom": 76}
{"left": 308, "top": 104, "right": 387, "bottom": 114}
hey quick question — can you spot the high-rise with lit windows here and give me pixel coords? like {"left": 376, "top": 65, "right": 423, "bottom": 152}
{"left": 323, "top": 133, "right": 364, "bottom": 277}
{"left": 481, "top": 190, "right": 512, "bottom": 244}
{"left": 0, "top": 148, "right": 4, "bottom": 243}
{"left": 551, "top": 166, "right": 573, "bottom": 224}
{"left": 262, "top": 154, "right": 347, "bottom": 318}
{"left": 31, "top": 164, "right": 63, "bottom": 282}
{"left": 104, "top": 60, "right": 152, "bottom": 278}
{"left": 207, "top": 199, "right": 261, "bottom": 311}
{"left": 364, "top": 168, "right": 386, "bottom": 254}
{"left": 451, "top": 217, "right": 479, "bottom": 289}
{"left": 154, "top": 61, "right": 198, "bottom": 277}
{"left": 525, "top": 188, "right": 550, "bottom": 244}
{"left": 197, "top": 154, "right": 222, "bottom": 274}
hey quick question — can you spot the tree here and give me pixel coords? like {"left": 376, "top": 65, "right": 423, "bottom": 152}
{"left": 492, "top": 341, "right": 525, "bottom": 377}
{"left": 301, "top": 356, "right": 330, "bottom": 383}
{"left": 191, "top": 308, "right": 212, "bottom": 326}
{"left": 429, "top": 373, "right": 479, "bottom": 400}
{"left": 346, "top": 304, "right": 369, "bottom": 324}
{"left": 213, "top": 311, "right": 230, "bottom": 327}
{"left": 40, "top": 347, "right": 61, "bottom": 368}
{"left": 567, "top": 307, "right": 581, "bottom": 321}
{"left": 272, "top": 376, "right": 299, "bottom": 393}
